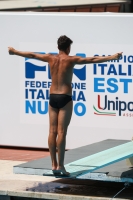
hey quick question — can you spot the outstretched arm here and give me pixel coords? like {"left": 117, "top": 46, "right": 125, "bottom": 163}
{"left": 8, "top": 47, "right": 50, "bottom": 62}
{"left": 72, "top": 52, "right": 123, "bottom": 65}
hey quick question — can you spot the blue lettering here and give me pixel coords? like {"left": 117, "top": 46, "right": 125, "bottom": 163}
{"left": 36, "top": 81, "right": 41, "bottom": 88}
{"left": 81, "top": 83, "right": 86, "bottom": 90}
{"left": 120, "top": 79, "right": 132, "bottom": 93}
{"left": 93, "top": 64, "right": 97, "bottom": 75}
{"left": 124, "top": 55, "right": 126, "bottom": 63}
{"left": 94, "top": 78, "right": 105, "bottom": 93}
{"left": 25, "top": 62, "right": 46, "bottom": 79}
{"left": 74, "top": 103, "right": 86, "bottom": 116}
{"left": 107, "top": 78, "right": 118, "bottom": 93}
{"left": 77, "top": 91, "right": 86, "bottom": 101}
{"left": 75, "top": 83, "right": 80, "bottom": 89}
{"left": 25, "top": 100, "right": 48, "bottom": 114}
{"left": 42, "top": 82, "right": 47, "bottom": 88}
{"left": 31, "top": 81, "right": 35, "bottom": 87}
{"left": 29, "top": 89, "right": 37, "bottom": 99}
{"left": 25, "top": 89, "right": 28, "bottom": 99}
{"left": 128, "top": 65, "right": 132, "bottom": 76}
{"left": 25, "top": 81, "right": 29, "bottom": 87}
{"left": 128, "top": 55, "right": 133, "bottom": 63}
{"left": 37, "top": 89, "right": 45, "bottom": 99}
{"left": 46, "top": 90, "right": 50, "bottom": 99}
{"left": 38, "top": 101, "right": 48, "bottom": 114}
{"left": 48, "top": 82, "right": 52, "bottom": 88}
{"left": 119, "top": 64, "right": 126, "bottom": 76}
{"left": 72, "top": 91, "right": 76, "bottom": 101}
{"left": 71, "top": 83, "right": 86, "bottom": 90}
{"left": 107, "top": 64, "right": 117, "bottom": 75}
{"left": 98, "top": 64, "right": 107, "bottom": 75}
{"left": 25, "top": 100, "right": 36, "bottom": 114}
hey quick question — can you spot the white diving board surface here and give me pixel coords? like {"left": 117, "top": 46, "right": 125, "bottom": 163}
{"left": 45, "top": 141, "right": 133, "bottom": 178}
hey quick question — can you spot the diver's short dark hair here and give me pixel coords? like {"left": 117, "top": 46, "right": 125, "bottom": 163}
{"left": 57, "top": 35, "right": 73, "bottom": 51}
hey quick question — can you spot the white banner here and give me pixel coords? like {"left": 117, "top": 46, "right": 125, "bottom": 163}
{"left": 0, "top": 12, "right": 133, "bottom": 148}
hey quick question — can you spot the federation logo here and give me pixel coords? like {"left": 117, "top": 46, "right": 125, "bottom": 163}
{"left": 24, "top": 52, "right": 87, "bottom": 117}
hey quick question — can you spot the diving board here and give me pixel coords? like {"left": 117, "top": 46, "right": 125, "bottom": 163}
{"left": 13, "top": 139, "right": 133, "bottom": 182}
{"left": 44, "top": 140, "right": 133, "bottom": 178}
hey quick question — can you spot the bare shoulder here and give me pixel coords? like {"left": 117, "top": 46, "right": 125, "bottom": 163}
{"left": 45, "top": 53, "right": 53, "bottom": 59}
{"left": 68, "top": 55, "right": 77, "bottom": 61}
{"left": 63, "top": 55, "right": 76, "bottom": 67}
{"left": 48, "top": 53, "right": 59, "bottom": 60}
{"left": 40, "top": 53, "right": 55, "bottom": 62}
{"left": 69, "top": 55, "right": 82, "bottom": 64}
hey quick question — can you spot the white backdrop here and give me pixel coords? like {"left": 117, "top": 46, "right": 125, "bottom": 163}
{"left": 0, "top": 12, "right": 133, "bottom": 148}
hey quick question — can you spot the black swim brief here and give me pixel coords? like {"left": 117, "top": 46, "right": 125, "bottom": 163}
{"left": 49, "top": 94, "right": 72, "bottom": 109}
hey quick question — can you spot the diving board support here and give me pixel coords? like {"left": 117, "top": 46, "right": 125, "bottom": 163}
{"left": 126, "top": 138, "right": 133, "bottom": 167}
{"left": 126, "top": 157, "right": 133, "bottom": 167}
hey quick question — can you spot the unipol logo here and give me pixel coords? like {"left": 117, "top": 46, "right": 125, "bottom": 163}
{"left": 25, "top": 52, "right": 86, "bottom": 80}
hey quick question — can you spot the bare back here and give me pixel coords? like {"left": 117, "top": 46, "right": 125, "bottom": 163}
{"left": 48, "top": 54, "right": 74, "bottom": 95}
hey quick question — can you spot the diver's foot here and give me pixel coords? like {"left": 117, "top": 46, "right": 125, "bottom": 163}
{"left": 52, "top": 163, "right": 57, "bottom": 171}
{"left": 55, "top": 166, "right": 70, "bottom": 176}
